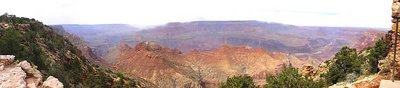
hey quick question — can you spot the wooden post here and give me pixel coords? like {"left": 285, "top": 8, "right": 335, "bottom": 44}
{"left": 394, "top": 18, "right": 399, "bottom": 82}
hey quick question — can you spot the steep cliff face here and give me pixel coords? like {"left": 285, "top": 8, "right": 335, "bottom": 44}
{"left": 0, "top": 14, "right": 152, "bottom": 87}
{"left": 113, "top": 41, "right": 306, "bottom": 87}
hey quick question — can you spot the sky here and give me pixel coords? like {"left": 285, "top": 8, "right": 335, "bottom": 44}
{"left": 0, "top": 0, "right": 392, "bottom": 28}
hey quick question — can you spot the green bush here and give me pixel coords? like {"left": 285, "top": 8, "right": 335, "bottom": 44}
{"left": 220, "top": 75, "right": 258, "bottom": 88}
{"left": 366, "top": 39, "right": 387, "bottom": 74}
{"left": 0, "top": 28, "right": 22, "bottom": 55}
{"left": 323, "top": 46, "right": 361, "bottom": 85}
{"left": 264, "top": 67, "right": 325, "bottom": 88}
{"left": 322, "top": 39, "right": 388, "bottom": 85}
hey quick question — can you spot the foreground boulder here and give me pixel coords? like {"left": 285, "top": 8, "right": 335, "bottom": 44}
{"left": 0, "top": 55, "right": 14, "bottom": 66}
{"left": 0, "top": 55, "right": 63, "bottom": 88}
{"left": 379, "top": 80, "right": 400, "bottom": 88}
{"left": 43, "top": 76, "right": 63, "bottom": 88}
{"left": 0, "top": 67, "right": 26, "bottom": 88}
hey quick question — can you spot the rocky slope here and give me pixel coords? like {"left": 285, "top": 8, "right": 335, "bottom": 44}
{"left": 0, "top": 55, "right": 63, "bottom": 88}
{"left": 113, "top": 41, "right": 306, "bottom": 87}
{"left": 0, "top": 14, "right": 153, "bottom": 87}
{"left": 50, "top": 25, "right": 102, "bottom": 63}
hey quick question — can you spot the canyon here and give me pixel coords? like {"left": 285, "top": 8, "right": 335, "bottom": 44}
{"left": 58, "top": 21, "right": 386, "bottom": 65}
{"left": 53, "top": 21, "right": 387, "bottom": 87}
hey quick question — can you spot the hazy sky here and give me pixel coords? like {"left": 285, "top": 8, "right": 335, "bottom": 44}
{"left": 0, "top": 0, "right": 392, "bottom": 28}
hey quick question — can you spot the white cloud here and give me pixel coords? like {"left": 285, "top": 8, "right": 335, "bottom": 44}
{"left": 0, "top": 0, "right": 392, "bottom": 28}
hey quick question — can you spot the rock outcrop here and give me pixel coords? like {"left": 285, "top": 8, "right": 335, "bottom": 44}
{"left": 0, "top": 22, "right": 10, "bottom": 29}
{"left": 300, "top": 57, "right": 331, "bottom": 81}
{"left": 18, "top": 60, "right": 44, "bottom": 88}
{"left": 0, "top": 55, "right": 63, "bottom": 88}
{"left": 300, "top": 64, "right": 316, "bottom": 78}
{"left": 114, "top": 41, "right": 193, "bottom": 88}
{"left": 0, "top": 55, "right": 14, "bottom": 66}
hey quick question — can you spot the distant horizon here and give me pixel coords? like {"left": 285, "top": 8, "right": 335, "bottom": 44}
{"left": 0, "top": 0, "right": 391, "bottom": 28}
{"left": 48, "top": 20, "right": 391, "bottom": 29}
{"left": 2, "top": 13, "right": 392, "bottom": 29}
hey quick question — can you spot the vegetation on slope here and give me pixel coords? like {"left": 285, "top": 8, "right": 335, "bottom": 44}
{"left": 264, "top": 67, "right": 325, "bottom": 88}
{"left": 322, "top": 46, "right": 362, "bottom": 84}
{"left": 0, "top": 14, "right": 146, "bottom": 87}
{"left": 363, "top": 39, "right": 387, "bottom": 74}
{"left": 220, "top": 75, "right": 258, "bottom": 88}
{"left": 322, "top": 39, "right": 387, "bottom": 85}
{"left": 219, "top": 67, "right": 324, "bottom": 88}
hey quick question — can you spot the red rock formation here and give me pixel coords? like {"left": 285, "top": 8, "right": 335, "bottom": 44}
{"left": 114, "top": 41, "right": 193, "bottom": 88}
